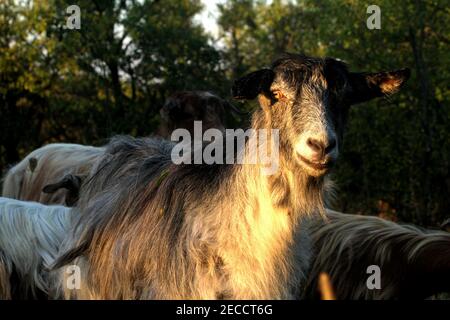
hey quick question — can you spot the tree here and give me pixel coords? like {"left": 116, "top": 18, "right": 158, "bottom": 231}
{"left": 0, "top": 0, "right": 225, "bottom": 174}
{"left": 0, "top": 0, "right": 55, "bottom": 167}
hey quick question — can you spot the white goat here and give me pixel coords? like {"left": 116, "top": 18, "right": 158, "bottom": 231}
{"left": 0, "top": 197, "right": 71, "bottom": 299}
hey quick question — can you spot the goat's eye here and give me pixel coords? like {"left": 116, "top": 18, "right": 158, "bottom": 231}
{"left": 272, "top": 90, "right": 284, "bottom": 101}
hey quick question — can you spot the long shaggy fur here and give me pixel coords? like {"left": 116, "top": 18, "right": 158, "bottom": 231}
{"left": 0, "top": 197, "right": 71, "bottom": 299}
{"left": 52, "top": 54, "right": 409, "bottom": 300}
{"left": 302, "top": 210, "right": 450, "bottom": 299}
{"left": 0, "top": 253, "right": 12, "bottom": 299}
{"left": 53, "top": 132, "right": 324, "bottom": 299}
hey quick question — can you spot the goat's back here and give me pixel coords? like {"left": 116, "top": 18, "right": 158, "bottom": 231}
{"left": 303, "top": 210, "right": 450, "bottom": 299}
{"left": 2, "top": 143, "right": 103, "bottom": 205}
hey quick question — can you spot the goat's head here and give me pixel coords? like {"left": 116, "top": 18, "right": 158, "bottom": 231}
{"left": 160, "top": 91, "right": 227, "bottom": 134}
{"left": 232, "top": 53, "right": 410, "bottom": 177}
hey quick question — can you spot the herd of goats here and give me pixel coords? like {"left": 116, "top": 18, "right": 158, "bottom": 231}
{"left": 0, "top": 54, "right": 449, "bottom": 300}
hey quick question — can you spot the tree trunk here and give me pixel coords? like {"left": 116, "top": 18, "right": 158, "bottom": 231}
{"left": 407, "top": 0, "right": 435, "bottom": 225}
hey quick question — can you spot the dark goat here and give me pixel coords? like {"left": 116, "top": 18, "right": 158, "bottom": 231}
{"left": 303, "top": 210, "right": 450, "bottom": 300}
{"left": 158, "top": 91, "right": 232, "bottom": 137}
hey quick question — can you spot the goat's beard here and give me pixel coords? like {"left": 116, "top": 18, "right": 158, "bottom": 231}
{"left": 265, "top": 149, "right": 332, "bottom": 218}
{"left": 295, "top": 154, "right": 334, "bottom": 178}
{"left": 250, "top": 109, "right": 334, "bottom": 215}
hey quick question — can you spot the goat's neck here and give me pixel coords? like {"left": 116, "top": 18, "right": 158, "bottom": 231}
{"left": 230, "top": 107, "right": 328, "bottom": 217}
{"left": 212, "top": 109, "right": 326, "bottom": 299}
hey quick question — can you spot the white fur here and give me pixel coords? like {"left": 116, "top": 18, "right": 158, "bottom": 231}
{"left": 0, "top": 197, "right": 71, "bottom": 298}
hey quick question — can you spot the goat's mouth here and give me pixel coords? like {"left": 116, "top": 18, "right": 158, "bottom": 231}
{"left": 297, "top": 154, "right": 334, "bottom": 174}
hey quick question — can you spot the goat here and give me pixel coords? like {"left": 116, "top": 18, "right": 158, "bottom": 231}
{"left": 1, "top": 143, "right": 104, "bottom": 206}
{"left": 302, "top": 210, "right": 450, "bottom": 300}
{"left": 51, "top": 54, "right": 409, "bottom": 299}
{"left": 1, "top": 91, "right": 233, "bottom": 206}
{"left": 157, "top": 91, "right": 237, "bottom": 137}
{"left": 0, "top": 197, "right": 71, "bottom": 299}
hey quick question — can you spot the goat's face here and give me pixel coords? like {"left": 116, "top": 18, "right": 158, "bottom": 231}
{"left": 233, "top": 54, "right": 410, "bottom": 177}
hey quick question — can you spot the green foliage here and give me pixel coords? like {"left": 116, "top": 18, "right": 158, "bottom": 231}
{"left": 1, "top": 0, "right": 226, "bottom": 158}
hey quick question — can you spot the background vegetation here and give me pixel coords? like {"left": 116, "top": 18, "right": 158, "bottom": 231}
{"left": 1, "top": 0, "right": 449, "bottom": 226}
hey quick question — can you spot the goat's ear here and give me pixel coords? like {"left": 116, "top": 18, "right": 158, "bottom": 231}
{"left": 232, "top": 69, "right": 275, "bottom": 100}
{"left": 42, "top": 174, "right": 82, "bottom": 194}
{"left": 42, "top": 181, "right": 65, "bottom": 194}
{"left": 348, "top": 68, "right": 410, "bottom": 105}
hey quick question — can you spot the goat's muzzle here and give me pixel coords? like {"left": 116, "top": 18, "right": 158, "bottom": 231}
{"left": 295, "top": 132, "right": 338, "bottom": 176}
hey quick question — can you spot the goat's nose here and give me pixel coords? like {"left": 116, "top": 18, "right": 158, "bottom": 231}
{"left": 306, "top": 137, "right": 336, "bottom": 158}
